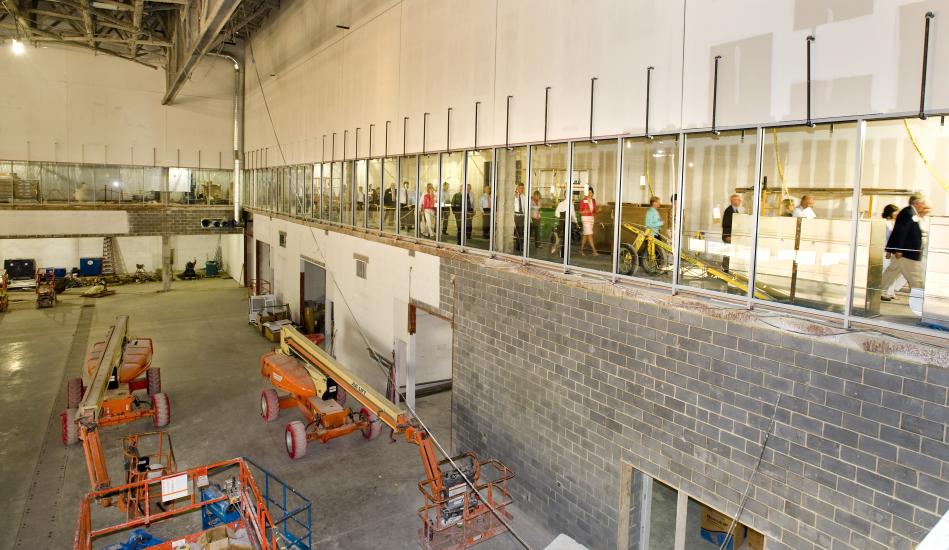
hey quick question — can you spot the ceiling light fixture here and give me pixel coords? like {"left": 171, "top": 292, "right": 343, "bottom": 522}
{"left": 11, "top": 39, "right": 25, "bottom": 56}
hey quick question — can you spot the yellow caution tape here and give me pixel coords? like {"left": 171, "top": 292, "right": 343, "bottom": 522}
{"left": 903, "top": 119, "right": 948, "bottom": 191}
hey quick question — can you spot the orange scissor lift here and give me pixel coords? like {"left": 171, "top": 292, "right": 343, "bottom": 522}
{"left": 61, "top": 315, "right": 171, "bottom": 500}
{"left": 260, "top": 326, "right": 516, "bottom": 550}
{"left": 74, "top": 457, "right": 311, "bottom": 550}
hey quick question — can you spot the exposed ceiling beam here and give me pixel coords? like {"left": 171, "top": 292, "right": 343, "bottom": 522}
{"left": 2, "top": 0, "right": 36, "bottom": 41}
{"left": 128, "top": 0, "right": 140, "bottom": 56}
{"left": 162, "top": 0, "right": 240, "bottom": 105}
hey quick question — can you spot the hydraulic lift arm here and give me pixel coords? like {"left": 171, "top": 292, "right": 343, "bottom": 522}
{"left": 280, "top": 327, "right": 445, "bottom": 495}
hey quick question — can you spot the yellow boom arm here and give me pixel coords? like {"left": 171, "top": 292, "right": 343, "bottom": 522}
{"left": 78, "top": 316, "right": 129, "bottom": 421}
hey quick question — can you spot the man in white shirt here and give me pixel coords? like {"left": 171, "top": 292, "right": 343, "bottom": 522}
{"left": 793, "top": 195, "right": 817, "bottom": 219}
{"left": 479, "top": 186, "right": 492, "bottom": 240}
{"left": 513, "top": 183, "right": 526, "bottom": 253}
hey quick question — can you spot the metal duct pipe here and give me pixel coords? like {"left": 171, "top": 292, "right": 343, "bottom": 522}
{"left": 209, "top": 52, "right": 244, "bottom": 221}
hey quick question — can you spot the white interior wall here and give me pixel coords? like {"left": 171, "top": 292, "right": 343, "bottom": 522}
{"left": 0, "top": 45, "right": 235, "bottom": 168}
{"left": 0, "top": 234, "right": 240, "bottom": 275}
{"left": 244, "top": 0, "right": 949, "bottom": 161}
{"left": 252, "top": 215, "right": 440, "bottom": 390}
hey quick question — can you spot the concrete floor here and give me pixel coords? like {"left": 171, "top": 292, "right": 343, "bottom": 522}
{"left": 0, "top": 278, "right": 554, "bottom": 550}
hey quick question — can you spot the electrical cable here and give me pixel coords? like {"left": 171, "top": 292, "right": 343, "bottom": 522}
{"left": 718, "top": 394, "right": 781, "bottom": 550}
{"left": 249, "top": 39, "right": 533, "bottom": 549}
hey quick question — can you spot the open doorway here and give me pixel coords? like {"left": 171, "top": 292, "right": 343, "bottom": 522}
{"left": 300, "top": 259, "right": 326, "bottom": 337}
{"left": 255, "top": 240, "right": 272, "bottom": 295}
{"left": 403, "top": 305, "right": 453, "bottom": 396}
{"left": 243, "top": 215, "right": 254, "bottom": 288}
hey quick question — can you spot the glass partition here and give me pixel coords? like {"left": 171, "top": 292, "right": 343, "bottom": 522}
{"left": 679, "top": 130, "right": 758, "bottom": 297}
{"left": 495, "top": 146, "right": 528, "bottom": 255}
{"left": 568, "top": 139, "right": 617, "bottom": 272}
{"left": 399, "top": 156, "right": 418, "bottom": 237}
{"left": 756, "top": 122, "right": 857, "bottom": 312}
{"left": 382, "top": 157, "right": 398, "bottom": 234}
{"left": 355, "top": 160, "right": 368, "bottom": 228}
{"left": 310, "top": 164, "right": 319, "bottom": 218}
{"left": 419, "top": 154, "right": 439, "bottom": 240}
{"left": 328, "top": 162, "right": 341, "bottom": 222}
{"left": 853, "top": 117, "right": 948, "bottom": 324}
{"left": 341, "top": 160, "right": 354, "bottom": 225}
{"left": 528, "top": 143, "right": 568, "bottom": 262}
{"left": 440, "top": 152, "right": 465, "bottom": 244}
{"left": 617, "top": 135, "right": 679, "bottom": 281}
{"left": 368, "top": 159, "right": 382, "bottom": 230}
{"left": 319, "top": 163, "right": 331, "bottom": 220}
{"left": 465, "top": 149, "right": 493, "bottom": 250}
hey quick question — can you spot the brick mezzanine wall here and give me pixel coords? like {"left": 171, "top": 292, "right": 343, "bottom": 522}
{"left": 126, "top": 206, "right": 241, "bottom": 236}
{"left": 441, "top": 257, "right": 949, "bottom": 550}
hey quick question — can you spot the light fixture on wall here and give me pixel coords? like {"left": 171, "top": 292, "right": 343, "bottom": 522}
{"left": 11, "top": 38, "right": 25, "bottom": 56}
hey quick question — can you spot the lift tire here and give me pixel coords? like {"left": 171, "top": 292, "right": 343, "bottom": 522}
{"left": 67, "top": 378, "right": 83, "bottom": 409}
{"left": 640, "top": 246, "right": 664, "bottom": 276}
{"left": 286, "top": 421, "right": 308, "bottom": 459}
{"left": 335, "top": 390, "right": 348, "bottom": 407}
{"left": 359, "top": 407, "right": 382, "bottom": 440}
{"left": 146, "top": 368, "right": 161, "bottom": 396}
{"left": 261, "top": 389, "right": 280, "bottom": 422}
{"left": 61, "top": 408, "right": 79, "bottom": 446}
{"left": 152, "top": 393, "right": 170, "bottom": 427}
{"left": 618, "top": 244, "right": 637, "bottom": 276}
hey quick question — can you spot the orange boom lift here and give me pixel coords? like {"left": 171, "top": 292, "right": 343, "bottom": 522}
{"left": 61, "top": 315, "right": 171, "bottom": 503}
{"left": 260, "top": 326, "right": 516, "bottom": 550}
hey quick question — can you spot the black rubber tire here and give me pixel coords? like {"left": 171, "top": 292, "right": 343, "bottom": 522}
{"left": 146, "top": 368, "right": 161, "bottom": 396}
{"left": 67, "top": 378, "right": 83, "bottom": 409}
{"left": 618, "top": 244, "right": 637, "bottom": 276}
{"left": 152, "top": 393, "right": 170, "bottom": 427}
{"left": 640, "top": 246, "right": 664, "bottom": 276}
{"left": 286, "top": 421, "right": 308, "bottom": 459}
{"left": 260, "top": 389, "right": 280, "bottom": 422}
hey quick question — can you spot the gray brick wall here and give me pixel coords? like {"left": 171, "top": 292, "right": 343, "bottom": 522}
{"left": 127, "top": 206, "right": 240, "bottom": 236}
{"left": 443, "top": 257, "right": 949, "bottom": 550}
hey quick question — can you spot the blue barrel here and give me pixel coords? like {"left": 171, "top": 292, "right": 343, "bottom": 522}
{"left": 53, "top": 268, "right": 67, "bottom": 279}
{"left": 79, "top": 258, "right": 103, "bottom": 277}
{"left": 205, "top": 261, "right": 219, "bottom": 277}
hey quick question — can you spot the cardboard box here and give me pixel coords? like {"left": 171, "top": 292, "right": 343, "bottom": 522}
{"left": 699, "top": 504, "right": 746, "bottom": 550}
{"left": 747, "top": 528, "right": 764, "bottom": 550}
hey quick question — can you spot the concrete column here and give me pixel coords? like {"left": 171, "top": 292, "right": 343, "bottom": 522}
{"left": 161, "top": 235, "right": 172, "bottom": 292}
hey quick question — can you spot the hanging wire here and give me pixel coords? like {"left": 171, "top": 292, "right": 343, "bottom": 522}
{"left": 249, "top": 37, "right": 533, "bottom": 549}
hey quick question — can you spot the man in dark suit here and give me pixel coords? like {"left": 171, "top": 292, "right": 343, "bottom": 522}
{"left": 880, "top": 194, "right": 929, "bottom": 299}
{"left": 451, "top": 185, "right": 474, "bottom": 245}
{"left": 721, "top": 193, "right": 742, "bottom": 272}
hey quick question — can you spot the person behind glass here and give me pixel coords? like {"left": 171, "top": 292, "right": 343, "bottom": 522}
{"left": 399, "top": 181, "right": 412, "bottom": 230}
{"left": 880, "top": 194, "right": 929, "bottom": 303}
{"left": 530, "top": 190, "right": 542, "bottom": 250}
{"left": 383, "top": 183, "right": 397, "bottom": 226}
{"left": 512, "top": 183, "right": 526, "bottom": 253}
{"left": 578, "top": 187, "right": 598, "bottom": 256}
{"left": 780, "top": 198, "right": 795, "bottom": 217}
{"left": 721, "top": 193, "right": 742, "bottom": 272}
{"left": 553, "top": 192, "right": 579, "bottom": 258}
{"left": 451, "top": 184, "right": 474, "bottom": 245}
{"left": 881, "top": 204, "right": 907, "bottom": 302}
{"left": 357, "top": 185, "right": 365, "bottom": 213}
{"left": 74, "top": 181, "right": 93, "bottom": 202}
{"left": 421, "top": 183, "right": 437, "bottom": 238}
{"left": 440, "top": 182, "right": 451, "bottom": 237}
{"left": 480, "top": 185, "right": 492, "bottom": 240}
{"left": 644, "top": 196, "right": 663, "bottom": 241}
{"left": 793, "top": 195, "right": 817, "bottom": 218}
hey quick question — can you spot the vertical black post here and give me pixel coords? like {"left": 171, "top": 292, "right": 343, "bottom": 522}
{"left": 544, "top": 86, "right": 551, "bottom": 145}
{"left": 712, "top": 56, "right": 722, "bottom": 134}
{"left": 645, "top": 67, "right": 654, "bottom": 138}
{"left": 402, "top": 117, "right": 408, "bottom": 154}
{"left": 385, "top": 121, "right": 390, "bottom": 156}
{"left": 343, "top": 130, "right": 348, "bottom": 161}
{"left": 331, "top": 133, "right": 336, "bottom": 161}
{"left": 447, "top": 107, "right": 452, "bottom": 151}
{"left": 806, "top": 35, "right": 815, "bottom": 127}
{"left": 322, "top": 135, "right": 327, "bottom": 162}
{"left": 920, "top": 12, "right": 935, "bottom": 119}
{"left": 474, "top": 101, "right": 481, "bottom": 149}
{"left": 505, "top": 95, "right": 513, "bottom": 149}
{"left": 589, "top": 77, "right": 598, "bottom": 141}
{"left": 422, "top": 112, "right": 429, "bottom": 154}
{"left": 355, "top": 127, "right": 360, "bottom": 159}
{"left": 368, "top": 124, "right": 374, "bottom": 158}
